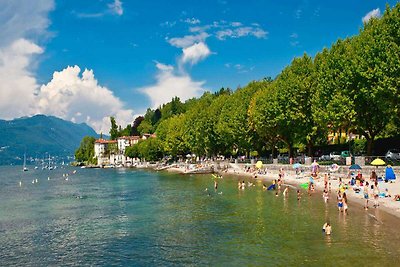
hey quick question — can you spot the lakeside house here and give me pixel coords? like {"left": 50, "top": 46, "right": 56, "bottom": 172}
{"left": 94, "top": 134, "right": 156, "bottom": 167}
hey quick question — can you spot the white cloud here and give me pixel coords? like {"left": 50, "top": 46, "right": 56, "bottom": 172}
{"left": 216, "top": 26, "right": 267, "bottom": 40}
{"left": 295, "top": 9, "right": 302, "bottom": 19}
{"left": 362, "top": 8, "right": 381, "bottom": 24}
{"left": 167, "top": 32, "right": 209, "bottom": 48}
{"left": 0, "top": 39, "right": 44, "bottom": 119}
{"left": 160, "top": 21, "right": 177, "bottom": 27}
{"left": 139, "top": 63, "right": 206, "bottom": 108}
{"left": 231, "top": 22, "right": 242, "bottom": 27}
{"left": 0, "top": 0, "right": 132, "bottom": 133}
{"left": 183, "top": 17, "right": 201, "bottom": 25}
{"left": 181, "top": 42, "right": 211, "bottom": 65}
{"left": 108, "top": 0, "right": 123, "bottom": 16}
{"left": 36, "top": 66, "right": 134, "bottom": 133}
{"left": 0, "top": 0, "right": 54, "bottom": 47}
{"left": 0, "top": 0, "right": 53, "bottom": 119}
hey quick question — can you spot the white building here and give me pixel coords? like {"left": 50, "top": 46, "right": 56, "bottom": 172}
{"left": 117, "top": 136, "right": 141, "bottom": 154}
{"left": 94, "top": 139, "right": 117, "bottom": 166}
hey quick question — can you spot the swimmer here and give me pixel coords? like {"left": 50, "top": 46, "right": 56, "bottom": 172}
{"left": 323, "top": 190, "right": 329, "bottom": 203}
{"left": 325, "top": 223, "right": 332, "bottom": 235}
{"left": 262, "top": 184, "right": 267, "bottom": 190}
{"left": 275, "top": 192, "right": 279, "bottom": 197}
{"left": 323, "top": 222, "right": 332, "bottom": 235}
{"left": 283, "top": 186, "right": 289, "bottom": 197}
{"left": 19, "top": 181, "right": 22, "bottom": 187}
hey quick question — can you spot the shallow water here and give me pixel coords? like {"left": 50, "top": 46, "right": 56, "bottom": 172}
{"left": 1, "top": 166, "right": 400, "bottom": 266}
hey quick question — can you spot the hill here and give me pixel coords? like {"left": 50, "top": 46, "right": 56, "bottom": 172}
{"left": 0, "top": 115, "right": 98, "bottom": 165}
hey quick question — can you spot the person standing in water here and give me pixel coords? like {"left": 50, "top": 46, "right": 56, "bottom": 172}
{"left": 297, "top": 190, "right": 301, "bottom": 201}
{"left": 364, "top": 181, "right": 370, "bottom": 210}
{"left": 323, "top": 222, "right": 332, "bottom": 235}
{"left": 337, "top": 191, "right": 343, "bottom": 212}
{"left": 343, "top": 192, "right": 348, "bottom": 213}
{"left": 214, "top": 180, "right": 218, "bottom": 191}
{"left": 283, "top": 186, "right": 289, "bottom": 197}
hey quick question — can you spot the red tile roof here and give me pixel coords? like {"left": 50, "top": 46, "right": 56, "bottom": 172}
{"left": 95, "top": 139, "right": 117, "bottom": 144}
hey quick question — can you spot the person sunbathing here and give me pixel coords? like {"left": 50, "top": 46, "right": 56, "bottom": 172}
{"left": 394, "top": 194, "right": 400, "bottom": 201}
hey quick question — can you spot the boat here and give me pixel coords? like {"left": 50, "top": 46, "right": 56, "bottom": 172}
{"left": 23, "top": 153, "right": 28, "bottom": 172}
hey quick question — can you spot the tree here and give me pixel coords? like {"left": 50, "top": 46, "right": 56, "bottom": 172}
{"left": 75, "top": 136, "right": 96, "bottom": 164}
{"left": 109, "top": 117, "right": 119, "bottom": 140}
{"left": 131, "top": 116, "right": 144, "bottom": 136}
{"left": 156, "top": 114, "right": 188, "bottom": 158}
{"left": 125, "top": 145, "right": 139, "bottom": 158}
{"left": 216, "top": 84, "right": 259, "bottom": 157}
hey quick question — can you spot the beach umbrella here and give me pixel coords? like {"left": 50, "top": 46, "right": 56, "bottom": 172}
{"left": 293, "top": 163, "right": 302, "bottom": 169}
{"left": 349, "top": 164, "right": 362, "bottom": 170}
{"left": 371, "top": 158, "right": 386, "bottom": 166}
{"left": 255, "top": 161, "right": 263, "bottom": 169}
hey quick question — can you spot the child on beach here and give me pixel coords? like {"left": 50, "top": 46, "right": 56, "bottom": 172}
{"left": 337, "top": 191, "right": 343, "bottom": 212}
{"left": 364, "top": 181, "right": 370, "bottom": 210}
{"left": 343, "top": 192, "right": 348, "bottom": 213}
{"left": 373, "top": 181, "right": 380, "bottom": 208}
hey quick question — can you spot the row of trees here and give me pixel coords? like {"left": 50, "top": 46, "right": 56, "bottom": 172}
{"left": 81, "top": 4, "right": 399, "bottom": 162}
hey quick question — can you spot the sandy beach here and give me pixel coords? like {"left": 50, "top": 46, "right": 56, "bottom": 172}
{"left": 164, "top": 162, "right": 400, "bottom": 220}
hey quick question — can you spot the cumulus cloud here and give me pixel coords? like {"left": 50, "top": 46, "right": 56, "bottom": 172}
{"left": 0, "top": 0, "right": 53, "bottom": 119}
{"left": 167, "top": 32, "right": 209, "bottom": 48}
{"left": 362, "top": 8, "right": 381, "bottom": 24}
{"left": 0, "top": 39, "right": 44, "bottom": 119}
{"left": 139, "top": 63, "right": 205, "bottom": 108}
{"left": 108, "top": 0, "right": 123, "bottom": 16}
{"left": 0, "top": 0, "right": 133, "bottom": 133}
{"left": 36, "top": 66, "right": 134, "bottom": 133}
{"left": 181, "top": 42, "right": 211, "bottom": 65}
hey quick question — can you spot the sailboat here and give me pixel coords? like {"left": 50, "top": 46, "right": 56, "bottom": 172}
{"left": 23, "top": 153, "right": 28, "bottom": 172}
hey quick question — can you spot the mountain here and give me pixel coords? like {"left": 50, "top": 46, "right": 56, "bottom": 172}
{"left": 0, "top": 115, "right": 98, "bottom": 165}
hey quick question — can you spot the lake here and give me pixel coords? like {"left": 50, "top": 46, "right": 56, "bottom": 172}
{"left": 1, "top": 166, "right": 400, "bottom": 266}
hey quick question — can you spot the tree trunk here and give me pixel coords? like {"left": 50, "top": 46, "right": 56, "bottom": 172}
{"left": 307, "top": 142, "right": 313, "bottom": 157}
{"left": 287, "top": 143, "right": 294, "bottom": 158}
{"left": 366, "top": 136, "right": 375, "bottom": 156}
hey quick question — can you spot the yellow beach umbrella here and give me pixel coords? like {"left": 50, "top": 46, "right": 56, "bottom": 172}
{"left": 256, "top": 161, "right": 263, "bottom": 169}
{"left": 371, "top": 158, "right": 386, "bottom": 166}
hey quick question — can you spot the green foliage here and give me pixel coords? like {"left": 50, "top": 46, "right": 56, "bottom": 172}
{"left": 109, "top": 117, "right": 119, "bottom": 140}
{"left": 137, "top": 120, "right": 153, "bottom": 135}
{"left": 136, "top": 138, "right": 164, "bottom": 161}
{"left": 352, "top": 139, "right": 367, "bottom": 155}
{"left": 125, "top": 145, "right": 139, "bottom": 158}
{"left": 75, "top": 136, "right": 97, "bottom": 164}
{"left": 101, "top": 4, "right": 400, "bottom": 160}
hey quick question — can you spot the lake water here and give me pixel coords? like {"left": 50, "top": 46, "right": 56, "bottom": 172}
{"left": 1, "top": 166, "right": 400, "bottom": 266}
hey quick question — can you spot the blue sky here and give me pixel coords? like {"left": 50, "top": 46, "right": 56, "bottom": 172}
{"left": 0, "top": 0, "right": 397, "bottom": 132}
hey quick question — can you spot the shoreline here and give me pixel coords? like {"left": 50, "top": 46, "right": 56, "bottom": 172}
{"left": 160, "top": 162, "right": 400, "bottom": 220}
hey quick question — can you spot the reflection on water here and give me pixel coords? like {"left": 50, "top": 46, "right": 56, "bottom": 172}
{"left": 0, "top": 166, "right": 400, "bottom": 266}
